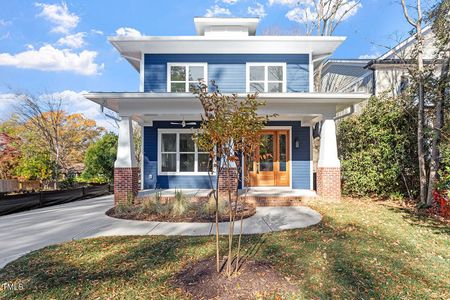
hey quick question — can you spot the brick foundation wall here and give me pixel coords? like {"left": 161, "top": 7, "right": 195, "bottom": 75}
{"left": 114, "top": 167, "right": 139, "bottom": 205}
{"left": 218, "top": 167, "right": 238, "bottom": 200}
{"left": 317, "top": 167, "right": 341, "bottom": 201}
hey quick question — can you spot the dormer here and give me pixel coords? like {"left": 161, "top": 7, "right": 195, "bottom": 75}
{"left": 194, "top": 17, "right": 259, "bottom": 37}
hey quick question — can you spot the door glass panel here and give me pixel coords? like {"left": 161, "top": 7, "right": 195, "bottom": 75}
{"left": 259, "top": 134, "right": 273, "bottom": 171}
{"left": 279, "top": 134, "right": 287, "bottom": 172}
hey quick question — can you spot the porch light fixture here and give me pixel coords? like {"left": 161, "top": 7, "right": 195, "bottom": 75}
{"left": 295, "top": 138, "right": 300, "bottom": 149}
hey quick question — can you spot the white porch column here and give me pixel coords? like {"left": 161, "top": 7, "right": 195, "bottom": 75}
{"left": 318, "top": 119, "right": 340, "bottom": 168}
{"left": 114, "top": 116, "right": 139, "bottom": 204}
{"left": 317, "top": 118, "right": 341, "bottom": 200}
{"left": 115, "top": 116, "right": 137, "bottom": 168}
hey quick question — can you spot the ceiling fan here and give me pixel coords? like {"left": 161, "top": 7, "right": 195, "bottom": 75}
{"left": 170, "top": 118, "right": 196, "bottom": 128}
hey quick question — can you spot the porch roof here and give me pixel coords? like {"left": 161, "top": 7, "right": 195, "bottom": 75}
{"left": 83, "top": 92, "right": 370, "bottom": 124}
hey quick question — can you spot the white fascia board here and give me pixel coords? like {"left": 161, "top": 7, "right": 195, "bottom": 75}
{"left": 108, "top": 36, "right": 345, "bottom": 55}
{"left": 83, "top": 92, "right": 370, "bottom": 115}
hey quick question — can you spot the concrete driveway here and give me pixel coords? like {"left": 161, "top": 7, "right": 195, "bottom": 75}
{"left": 0, "top": 194, "right": 321, "bottom": 268}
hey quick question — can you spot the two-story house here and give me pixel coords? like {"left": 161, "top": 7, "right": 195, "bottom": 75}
{"left": 84, "top": 17, "right": 369, "bottom": 204}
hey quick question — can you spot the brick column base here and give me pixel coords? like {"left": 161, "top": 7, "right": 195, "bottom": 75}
{"left": 218, "top": 167, "right": 238, "bottom": 200}
{"left": 114, "top": 167, "right": 139, "bottom": 205}
{"left": 317, "top": 167, "right": 341, "bottom": 201}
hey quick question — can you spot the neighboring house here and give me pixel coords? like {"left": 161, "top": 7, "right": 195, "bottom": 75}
{"left": 323, "top": 25, "right": 437, "bottom": 109}
{"left": 84, "top": 17, "right": 369, "bottom": 204}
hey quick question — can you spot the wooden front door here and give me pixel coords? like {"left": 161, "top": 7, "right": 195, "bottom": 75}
{"left": 247, "top": 130, "right": 290, "bottom": 187}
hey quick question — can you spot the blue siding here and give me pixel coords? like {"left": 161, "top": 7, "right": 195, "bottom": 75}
{"left": 144, "top": 54, "right": 309, "bottom": 93}
{"left": 143, "top": 120, "right": 311, "bottom": 190}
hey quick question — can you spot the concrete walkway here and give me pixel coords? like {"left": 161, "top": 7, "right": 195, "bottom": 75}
{"left": 0, "top": 195, "right": 321, "bottom": 268}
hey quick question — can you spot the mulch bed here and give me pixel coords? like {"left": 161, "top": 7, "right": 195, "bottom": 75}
{"left": 106, "top": 205, "right": 256, "bottom": 223}
{"left": 172, "top": 258, "right": 299, "bottom": 299}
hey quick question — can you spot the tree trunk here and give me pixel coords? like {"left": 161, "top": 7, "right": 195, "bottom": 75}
{"left": 416, "top": 22, "right": 428, "bottom": 205}
{"left": 215, "top": 164, "right": 220, "bottom": 273}
{"left": 426, "top": 57, "right": 449, "bottom": 205}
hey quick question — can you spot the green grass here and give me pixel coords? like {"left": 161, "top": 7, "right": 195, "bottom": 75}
{"left": 0, "top": 198, "right": 449, "bottom": 299}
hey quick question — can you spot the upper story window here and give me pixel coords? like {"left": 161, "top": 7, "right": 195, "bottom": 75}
{"left": 246, "top": 63, "right": 286, "bottom": 93}
{"left": 167, "top": 63, "right": 207, "bottom": 92}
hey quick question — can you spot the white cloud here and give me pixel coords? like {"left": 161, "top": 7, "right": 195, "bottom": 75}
{"left": 0, "top": 93, "right": 22, "bottom": 120}
{"left": 39, "top": 90, "right": 117, "bottom": 132}
{"left": 90, "top": 29, "right": 104, "bottom": 35}
{"left": 35, "top": 2, "right": 79, "bottom": 34}
{"left": 0, "top": 19, "right": 11, "bottom": 27}
{"left": 115, "top": 27, "right": 142, "bottom": 38}
{"left": 205, "top": 5, "right": 232, "bottom": 17}
{"left": 358, "top": 53, "right": 381, "bottom": 59}
{"left": 248, "top": 3, "right": 267, "bottom": 18}
{"left": 268, "top": 0, "right": 302, "bottom": 6}
{"left": 220, "top": 0, "right": 239, "bottom": 4}
{"left": 286, "top": 0, "right": 361, "bottom": 24}
{"left": 286, "top": 7, "right": 317, "bottom": 23}
{"left": 57, "top": 32, "right": 86, "bottom": 48}
{"left": 0, "top": 44, "right": 103, "bottom": 75}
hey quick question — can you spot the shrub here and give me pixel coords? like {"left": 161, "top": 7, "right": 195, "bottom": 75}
{"left": 172, "top": 190, "right": 190, "bottom": 216}
{"left": 338, "top": 95, "right": 419, "bottom": 198}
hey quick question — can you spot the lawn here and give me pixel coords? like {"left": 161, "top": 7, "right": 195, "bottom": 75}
{"left": 0, "top": 198, "right": 448, "bottom": 299}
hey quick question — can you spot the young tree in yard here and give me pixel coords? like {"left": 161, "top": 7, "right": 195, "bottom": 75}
{"left": 425, "top": 0, "right": 449, "bottom": 206}
{"left": 400, "top": 0, "right": 428, "bottom": 205}
{"left": 14, "top": 94, "right": 103, "bottom": 187}
{"left": 82, "top": 132, "right": 118, "bottom": 183}
{"left": 400, "top": 0, "right": 449, "bottom": 206}
{"left": 194, "top": 82, "right": 269, "bottom": 276}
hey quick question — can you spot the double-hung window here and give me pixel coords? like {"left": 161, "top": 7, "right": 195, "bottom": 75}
{"left": 246, "top": 63, "right": 286, "bottom": 93}
{"left": 167, "top": 63, "right": 207, "bottom": 92}
{"left": 159, "top": 129, "right": 211, "bottom": 175}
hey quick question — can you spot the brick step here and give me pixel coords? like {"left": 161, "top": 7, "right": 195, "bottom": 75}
{"left": 240, "top": 195, "right": 316, "bottom": 207}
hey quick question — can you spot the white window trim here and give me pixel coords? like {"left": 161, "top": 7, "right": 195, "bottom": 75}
{"left": 246, "top": 63, "right": 287, "bottom": 93}
{"left": 167, "top": 63, "right": 208, "bottom": 93}
{"left": 157, "top": 128, "right": 210, "bottom": 176}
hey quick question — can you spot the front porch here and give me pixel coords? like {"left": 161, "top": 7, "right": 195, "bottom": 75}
{"left": 84, "top": 92, "right": 370, "bottom": 204}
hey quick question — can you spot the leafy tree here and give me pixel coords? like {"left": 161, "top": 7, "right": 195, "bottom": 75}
{"left": 14, "top": 95, "right": 103, "bottom": 186}
{"left": 82, "top": 132, "right": 118, "bottom": 183}
{"left": 0, "top": 117, "right": 21, "bottom": 179}
{"left": 338, "top": 95, "right": 419, "bottom": 198}
{"left": 194, "top": 82, "right": 270, "bottom": 275}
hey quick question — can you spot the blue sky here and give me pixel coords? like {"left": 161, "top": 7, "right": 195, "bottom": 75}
{"left": 0, "top": 0, "right": 430, "bottom": 128}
